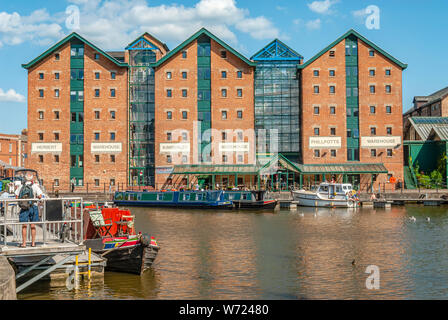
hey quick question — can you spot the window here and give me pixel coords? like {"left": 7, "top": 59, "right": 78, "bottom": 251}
{"left": 54, "top": 155, "right": 59, "bottom": 163}
{"left": 166, "top": 71, "right": 172, "bottom": 79}
{"left": 182, "top": 132, "right": 188, "bottom": 141}
{"left": 313, "top": 70, "right": 319, "bottom": 77}
{"left": 370, "top": 127, "right": 377, "bottom": 135}
{"left": 237, "top": 131, "right": 243, "bottom": 141}
{"left": 95, "top": 72, "right": 100, "bottom": 79}
{"left": 222, "top": 110, "right": 227, "bottom": 120}
{"left": 237, "top": 89, "right": 242, "bottom": 97}
{"left": 181, "top": 89, "right": 187, "bottom": 97}
{"left": 167, "top": 111, "right": 172, "bottom": 119}
{"left": 166, "top": 155, "right": 172, "bottom": 163}
{"left": 331, "top": 150, "right": 337, "bottom": 157}
{"left": 94, "top": 111, "right": 100, "bottom": 119}
{"left": 221, "top": 71, "right": 227, "bottom": 78}
{"left": 329, "top": 70, "right": 335, "bottom": 77}
{"left": 78, "top": 112, "right": 84, "bottom": 122}
{"left": 54, "top": 179, "right": 59, "bottom": 186}
{"left": 313, "top": 86, "right": 319, "bottom": 94}
{"left": 167, "top": 89, "right": 172, "bottom": 97}
{"left": 182, "top": 50, "right": 187, "bottom": 58}
{"left": 71, "top": 47, "right": 84, "bottom": 57}
{"left": 94, "top": 132, "right": 100, "bottom": 141}
{"left": 329, "top": 86, "right": 335, "bottom": 94}
{"left": 330, "top": 128, "right": 336, "bottom": 136}
{"left": 385, "top": 85, "right": 391, "bottom": 93}
{"left": 95, "top": 89, "right": 100, "bottom": 97}
{"left": 370, "top": 85, "right": 375, "bottom": 93}
{"left": 347, "top": 129, "right": 352, "bottom": 138}
{"left": 314, "top": 150, "right": 320, "bottom": 157}
{"left": 167, "top": 132, "right": 172, "bottom": 141}
{"left": 221, "top": 89, "right": 227, "bottom": 97}
{"left": 111, "top": 72, "right": 116, "bottom": 79}
{"left": 182, "top": 155, "right": 188, "bottom": 163}
{"left": 110, "top": 155, "right": 116, "bottom": 163}
{"left": 54, "top": 132, "right": 59, "bottom": 141}
{"left": 55, "top": 53, "right": 60, "bottom": 60}
{"left": 329, "top": 50, "right": 335, "bottom": 57}
{"left": 386, "top": 106, "right": 392, "bottom": 114}
{"left": 314, "top": 128, "right": 320, "bottom": 136}
{"left": 54, "top": 89, "right": 60, "bottom": 97}
{"left": 71, "top": 112, "right": 77, "bottom": 122}
{"left": 313, "top": 106, "right": 320, "bottom": 115}
{"left": 94, "top": 53, "right": 100, "bottom": 60}
{"left": 369, "top": 49, "right": 375, "bottom": 57}
{"left": 387, "top": 149, "right": 393, "bottom": 157}
{"left": 370, "top": 106, "right": 376, "bottom": 114}
{"left": 55, "top": 73, "right": 60, "bottom": 80}
{"left": 182, "top": 111, "right": 188, "bottom": 119}
{"left": 38, "top": 133, "right": 44, "bottom": 141}
{"left": 385, "top": 69, "right": 391, "bottom": 76}
{"left": 110, "top": 111, "right": 116, "bottom": 119}
{"left": 238, "top": 154, "right": 243, "bottom": 163}
{"left": 39, "top": 73, "right": 44, "bottom": 79}
{"left": 110, "top": 132, "right": 116, "bottom": 141}
{"left": 38, "top": 111, "right": 44, "bottom": 120}
{"left": 54, "top": 111, "right": 60, "bottom": 119}
{"left": 222, "top": 132, "right": 227, "bottom": 141}
{"left": 39, "top": 155, "right": 44, "bottom": 163}
{"left": 222, "top": 155, "right": 227, "bottom": 163}
{"left": 369, "top": 69, "right": 375, "bottom": 77}
{"left": 95, "top": 155, "right": 100, "bottom": 163}
{"left": 95, "top": 179, "right": 100, "bottom": 186}
{"left": 330, "top": 106, "right": 336, "bottom": 114}
{"left": 182, "top": 72, "right": 187, "bottom": 79}
{"left": 371, "top": 149, "right": 377, "bottom": 157}
{"left": 237, "top": 110, "right": 243, "bottom": 119}
{"left": 110, "top": 89, "right": 116, "bottom": 97}
{"left": 387, "top": 127, "right": 392, "bottom": 135}
{"left": 110, "top": 179, "right": 115, "bottom": 186}
{"left": 221, "top": 50, "right": 227, "bottom": 58}
{"left": 237, "top": 71, "right": 243, "bottom": 78}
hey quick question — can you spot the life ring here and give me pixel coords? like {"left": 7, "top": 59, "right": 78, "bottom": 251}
{"left": 389, "top": 176, "right": 397, "bottom": 184}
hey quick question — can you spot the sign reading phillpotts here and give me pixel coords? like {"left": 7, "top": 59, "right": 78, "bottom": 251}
{"left": 309, "top": 137, "right": 341, "bottom": 149}
{"left": 156, "top": 166, "right": 174, "bottom": 174}
{"left": 160, "top": 143, "right": 190, "bottom": 153}
{"left": 90, "top": 143, "right": 122, "bottom": 153}
{"left": 31, "top": 143, "right": 62, "bottom": 153}
{"left": 219, "top": 142, "right": 250, "bottom": 152}
{"left": 361, "top": 136, "right": 401, "bottom": 148}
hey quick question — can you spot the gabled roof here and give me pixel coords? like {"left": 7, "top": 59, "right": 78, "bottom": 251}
{"left": 408, "top": 117, "right": 448, "bottom": 140}
{"left": 299, "top": 29, "right": 407, "bottom": 70}
{"left": 125, "top": 32, "right": 169, "bottom": 52}
{"left": 22, "top": 32, "right": 128, "bottom": 69}
{"left": 251, "top": 39, "right": 303, "bottom": 61}
{"left": 152, "top": 28, "right": 256, "bottom": 68}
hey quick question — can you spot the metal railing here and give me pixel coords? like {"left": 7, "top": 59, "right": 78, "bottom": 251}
{"left": 0, "top": 197, "right": 84, "bottom": 247}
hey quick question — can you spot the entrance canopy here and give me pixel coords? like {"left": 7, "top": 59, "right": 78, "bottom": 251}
{"left": 295, "top": 163, "right": 388, "bottom": 174}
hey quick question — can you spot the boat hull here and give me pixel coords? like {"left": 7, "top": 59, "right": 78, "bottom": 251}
{"left": 233, "top": 199, "right": 278, "bottom": 209}
{"left": 292, "top": 191, "right": 357, "bottom": 208}
{"left": 113, "top": 200, "right": 233, "bottom": 209}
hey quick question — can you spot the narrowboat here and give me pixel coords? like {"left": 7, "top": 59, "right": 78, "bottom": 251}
{"left": 82, "top": 207, "right": 160, "bottom": 275}
{"left": 292, "top": 182, "right": 359, "bottom": 208}
{"left": 223, "top": 190, "right": 278, "bottom": 209}
{"left": 113, "top": 190, "right": 233, "bottom": 209}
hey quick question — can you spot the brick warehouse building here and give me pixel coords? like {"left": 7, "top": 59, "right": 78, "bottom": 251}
{"left": 23, "top": 28, "right": 406, "bottom": 192}
{"left": 0, "top": 130, "right": 28, "bottom": 177}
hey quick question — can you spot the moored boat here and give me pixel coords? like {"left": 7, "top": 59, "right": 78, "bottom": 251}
{"left": 292, "top": 182, "right": 359, "bottom": 208}
{"left": 113, "top": 190, "right": 233, "bottom": 209}
{"left": 82, "top": 207, "right": 160, "bottom": 275}
{"left": 223, "top": 190, "right": 278, "bottom": 209}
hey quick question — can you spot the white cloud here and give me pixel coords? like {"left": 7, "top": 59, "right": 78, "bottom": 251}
{"left": 236, "top": 16, "right": 279, "bottom": 40}
{"left": 352, "top": 7, "right": 369, "bottom": 24}
{"left": 306, "top": 19, "right": 321, "bottom": 30}
{"left": 0, "top": 88, "right": 26, "bottom": 103}
{"left": 307, "top": 0, "right": 339, "bottom": 15}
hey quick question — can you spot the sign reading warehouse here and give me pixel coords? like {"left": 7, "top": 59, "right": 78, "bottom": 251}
{"left": 361, "top": 136, "right": 401, "bottom": 148}
{"left": 31, "top": 143, "right": 62, "bottom": 153}
{"left": 90, "top": 143, "right": 122, "bottom": 153}
{"left": 219, "top": 142, "right": 250, "bottom": 152}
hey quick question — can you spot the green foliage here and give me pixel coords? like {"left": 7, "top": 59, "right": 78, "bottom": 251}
{"left": 413, "top": 154, "right": 447, "bottom": 189}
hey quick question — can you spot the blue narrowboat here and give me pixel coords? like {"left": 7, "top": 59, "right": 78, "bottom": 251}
{"left": 113, "top": 190, "right": 233, "bottom": 209}
{"left": 223, "top": 190, "right": 278, "bottom": 209}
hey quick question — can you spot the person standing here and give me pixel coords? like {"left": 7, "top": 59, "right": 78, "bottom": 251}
{"left": 15, "top": 173, "right": 45, "bottom": 248}
{"left": 71, "top": 177, "right": 76, "bottom": 192}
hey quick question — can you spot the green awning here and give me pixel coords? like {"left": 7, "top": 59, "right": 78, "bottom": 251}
{"left": 296, "top": 163, "right": 388, "bottom": 174}
{"left": 171, "top": 164, "right": 260, "bottom": 175}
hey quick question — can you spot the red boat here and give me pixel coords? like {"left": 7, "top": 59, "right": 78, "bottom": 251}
{"left": 82, "top": 207, "right": 160, "bottom": 275}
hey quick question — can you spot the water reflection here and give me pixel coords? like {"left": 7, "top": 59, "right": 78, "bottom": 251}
{"left": 18, "top": 205, "right": 448, "bottom": 300}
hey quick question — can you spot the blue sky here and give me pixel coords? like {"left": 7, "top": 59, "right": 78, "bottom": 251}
{"left": 1, "top": 0, "right": 447, "bottom": 134}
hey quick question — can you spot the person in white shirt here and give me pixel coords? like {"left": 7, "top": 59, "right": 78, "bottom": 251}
{"left": 15, "top": 173, "right": 45, "bottom": 248}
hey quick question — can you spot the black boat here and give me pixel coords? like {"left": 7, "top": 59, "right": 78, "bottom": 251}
{"left": 223, "top": 190, "right": 278, "bottom": 209}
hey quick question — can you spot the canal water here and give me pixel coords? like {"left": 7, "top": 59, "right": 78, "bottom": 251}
{"left": 18, "top": 205, "right": 448, "bottom": 300}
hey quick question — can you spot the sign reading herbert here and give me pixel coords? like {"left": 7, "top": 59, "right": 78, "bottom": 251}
{"left": 90, "top": 143, "right": 122, "bottom": 153}
{"left": 31, "top": 143, "right": 62, "bottom": 153}
{"left": 361, "top": 136, "right": 401, "bottom": 148}
{"left": 309, "top": 137, "right": 341, "bottom": 149}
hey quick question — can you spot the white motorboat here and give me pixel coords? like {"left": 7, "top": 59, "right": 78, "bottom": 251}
{"left": 292, "top": 182, "right": 359, "bottom": 208}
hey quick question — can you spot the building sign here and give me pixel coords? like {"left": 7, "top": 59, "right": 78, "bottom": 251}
{"left": 219, "top": 142, "right": 250, "bottom": 152}
{"left": 309, "top": 137, "right": 341, "bottom": 149}
{"left": 160, "top": 143, "right": 190, "bottom": 154}
{"left": 361, "top": 136, "right": 401, "bottom": 148}
{"left": 31, "top": 143, "right": 62, "bottom": 153}
{"left": 156, "top": 166, "right": 174, "bottom": 174}
{"left": 90, "top": 143, "right": 122, "bottom": 153}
